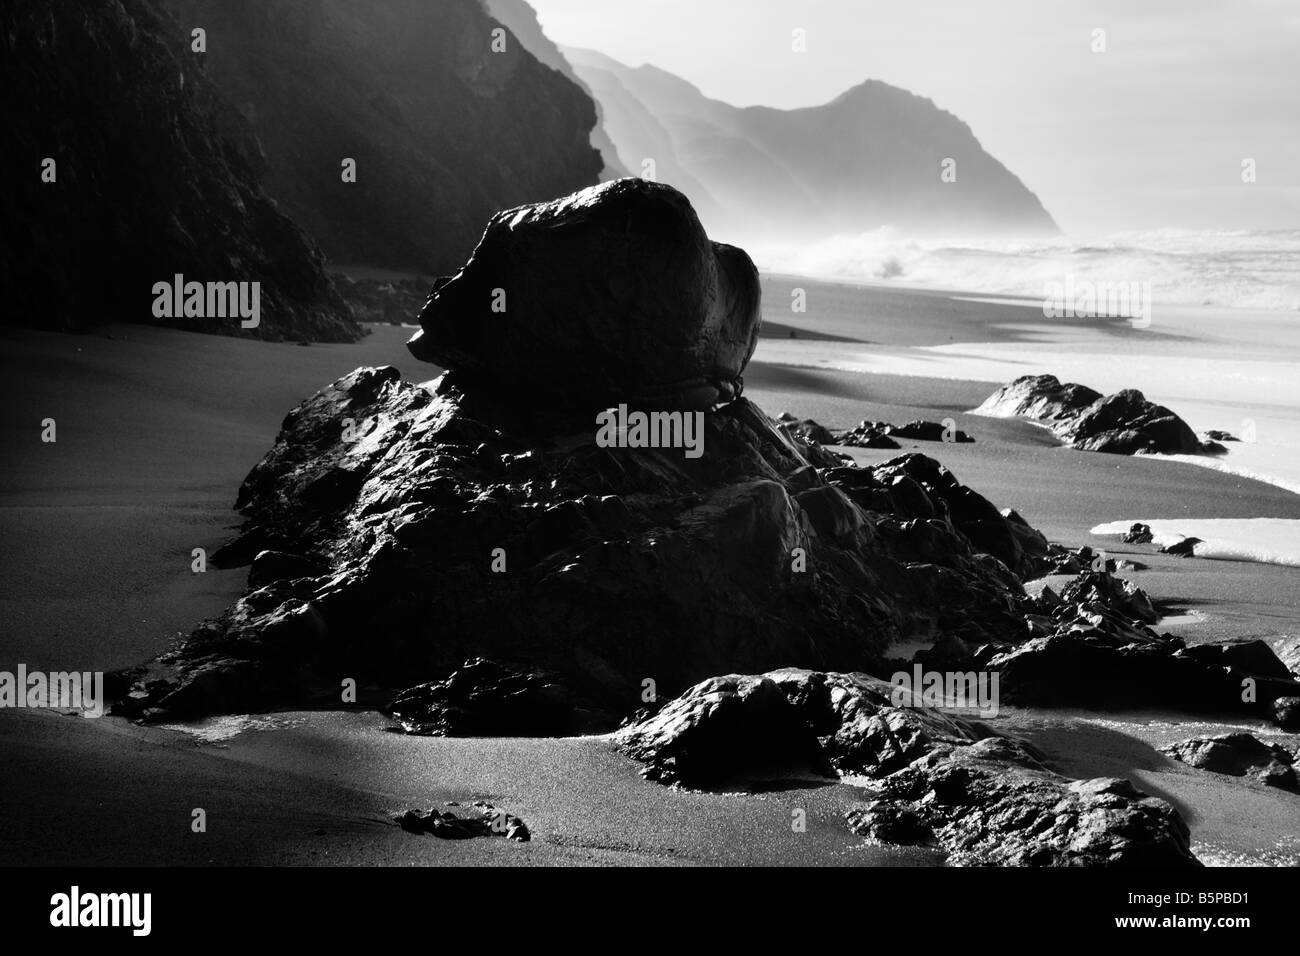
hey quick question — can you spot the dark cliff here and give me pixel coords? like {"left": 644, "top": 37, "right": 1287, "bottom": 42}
{"left": 1, "top": 0, "right": 360, "bottom": 341}
{"left": 166, "top": 0, "right": 605, "bottom": 273}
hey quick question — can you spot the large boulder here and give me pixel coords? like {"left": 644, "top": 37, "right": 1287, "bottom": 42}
{"left": 407, "top": 179, "right": 762, "bottom": 412}
{"left": 975, "top": 374, "right": 1206, "bottom": 455}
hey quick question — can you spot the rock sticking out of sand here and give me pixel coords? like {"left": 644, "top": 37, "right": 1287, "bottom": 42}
{"left": 394, "top": 802, "right": 531, "bottom": 842}
{"left": 1162, "top": 733, "right": 1298, "bottom": 793}
{"left": 616, "top": 668, "right": 1199, "bottom": 866}
{"left": 975, "top": 374, "right": 1214, "bottom": 455}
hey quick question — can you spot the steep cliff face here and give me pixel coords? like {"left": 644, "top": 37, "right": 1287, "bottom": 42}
{"left": 565, "top": 47, "right": 1058, "bottom": 243}
{"left": 481, "top": 0, "right": 628, "bottom": 180}
{"left": 1, "top": 0, "right": 360, "bottom": 341}
{"left": 166, "top": 0, "right": 604, "bottom": 273}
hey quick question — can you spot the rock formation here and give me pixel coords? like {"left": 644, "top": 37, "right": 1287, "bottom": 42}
{"left": 3, "top": 0, "right": 359, "bottom": 342}
{"left": 975, "top": 374, "right": 1212, "bottom": 455}
{"left": 616, "top": 669, "right": 1198, "bottom": 866}
{"left": 115, "top": 183, "right": 1300, "bottom": 734}
{"left": 408, "top": 179, "right": 762, "bottom": 412}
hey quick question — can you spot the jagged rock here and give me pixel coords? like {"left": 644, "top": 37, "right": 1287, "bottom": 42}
{"left": 116, "top": 172, "right": 1049, "bottom": 727}
{"left": 1035, "top": 544, "right": 1146, "bottom": 575}
{"left": 1162, "top": 733, "right": 1298, "bottom": 792}
{"left": 616, "top": 668, "right": 1197, "bottom": 866}
{"left": 834, "top": 419, "right": 972, "bottom": 447}
{"left": 408, "top": 179, "right": 762, "bottom": 413}
{"left": 1160, "top": 537, "right": 1202, "bottom": 558}
{"left": 248, "top": 550, "right": 328, "bottom": 589}
{"left": 4, "top": 0, "right": 359, "bottom": 341}
{"left": 975, "top": 375, "right": 1209, "bottom": 455}
{"left": 777, "top": 413, "right": 835, "bottom": 445}
{"left": 1123, "top": 522, "right": 1154, "bottom": 544}
{"left": 394, "top": 802, "right": 530, "bottom": 841}
{"left": 1203, "top": 430, "right": 1239, "bottom": 442}
{"left": 386, "top": 658, "right": 590, "bottom": 736}
{"left": 833, "top": 422, "right": 900, "bottom": 449}
{"left": 848, "top": 744, "right": 1196, "bottom": 866}
{"left": 115, "top": 361, "right": 1046, "bottom": 722}
{"left": 992, "top": 573, "right": 1300, "bottom": 724}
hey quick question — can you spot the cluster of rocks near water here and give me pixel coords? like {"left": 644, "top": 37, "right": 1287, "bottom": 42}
{"left": 974, "top": 374, "right": 1223, "bottom": 456}
{"left": 114, "top": 181, "right": 1298, "bottom": 865}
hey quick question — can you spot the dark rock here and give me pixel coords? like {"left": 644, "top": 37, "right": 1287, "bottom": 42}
{"left": 887, "top": 420, "right": 974, "bottom": 443}
{"left": 1160, "top": 537, "right": 1202, "bottom": 558}
{"left": 834, "top": 419, "right": 972, "bottom": 447}
{"left": 777, "top": 414, "right": 835, "bottom": 445}
{"left": 117, "top": 180, "right": 1054, "bottom": 722}
{"left": 1162, "top": 733, "right": 1297, "bottom": 792}
{"left": 995, "top": 573, "right": 1300, "bottom": 723}
{"left": 386, "top": 658, "right": 590, "bottom": 737}
{"left": 394, "top": 802, "right": 530, "bottom": 841}
{"left": 848, "top": 746, "right": 1196, "bottom": 867}
{"left": 976, "top": 375, "right": 1209, "bottom": 455}
{"left": 833, "top": 422, "right": 901, "bottom": 449}
{"left": 407, "top": 179, "right": 761, "bottom": 413}
{"left": 1123, "top": 522, "right": 1154, "bottom": 544}
{"left": 116, "top": 360, "right": 1047, "bottom": 721}
{"left": 4, "top": 0, "right": 359, "bottom": 342}
{"left": 1273, "top": 697, "right": 1300, "bottom": 731}
{"left": 248, "top": 550, "right": 328, "bottom": 589}
{"left": 617, "top": 668, "right": 1197, "bottom": 866}
{"left": 1203, "top": 430, "right": 1239, "bottom": 442}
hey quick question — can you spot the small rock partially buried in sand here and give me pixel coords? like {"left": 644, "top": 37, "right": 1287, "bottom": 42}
{"left": 1162, "top": 732, "right": 1298, "bottom": 793}
{"left": 393, "top": 802, "right": 531, "bottom": 842}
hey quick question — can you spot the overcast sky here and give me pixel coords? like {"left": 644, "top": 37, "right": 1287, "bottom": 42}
{"left": 530, "top": 0, "right": 1299, "bottom": 235}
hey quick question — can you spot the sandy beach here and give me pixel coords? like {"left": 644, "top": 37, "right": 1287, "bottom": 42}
{"left": 2, "top": 276, "right": 1298, "bottom": 866}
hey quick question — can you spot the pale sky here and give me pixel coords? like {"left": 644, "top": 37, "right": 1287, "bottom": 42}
{"left": 530, "top": 0, "right": 1300, "bottom": 235}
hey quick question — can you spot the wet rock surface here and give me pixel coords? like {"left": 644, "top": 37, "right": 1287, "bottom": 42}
{"left": 616, "top": 668, "right": 1198, "bottom": 866}
{"left": 386, "top": 658, "right": 598, "bottom": 737}
{"left": 976, "top": 374, "right": 1212, "bottom": 455}
{"left": 115, "top": 368, "right": 1044, "bottom": 721}
{"left": 834, "top": 419, "right": 972, "bottom": 447}
{"left": 1162, "top": 733, "right": 1298, "bottom": 793}
{"left": 991, "top": 573, "right": 1300, "bottom": 725}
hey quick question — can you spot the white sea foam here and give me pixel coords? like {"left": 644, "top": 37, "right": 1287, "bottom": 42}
{"left": 752, "top": 228, "right": 1300, "bottom": 312}
{"left": 1090, "top": 518, "right": 1300, "bottom": 568}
